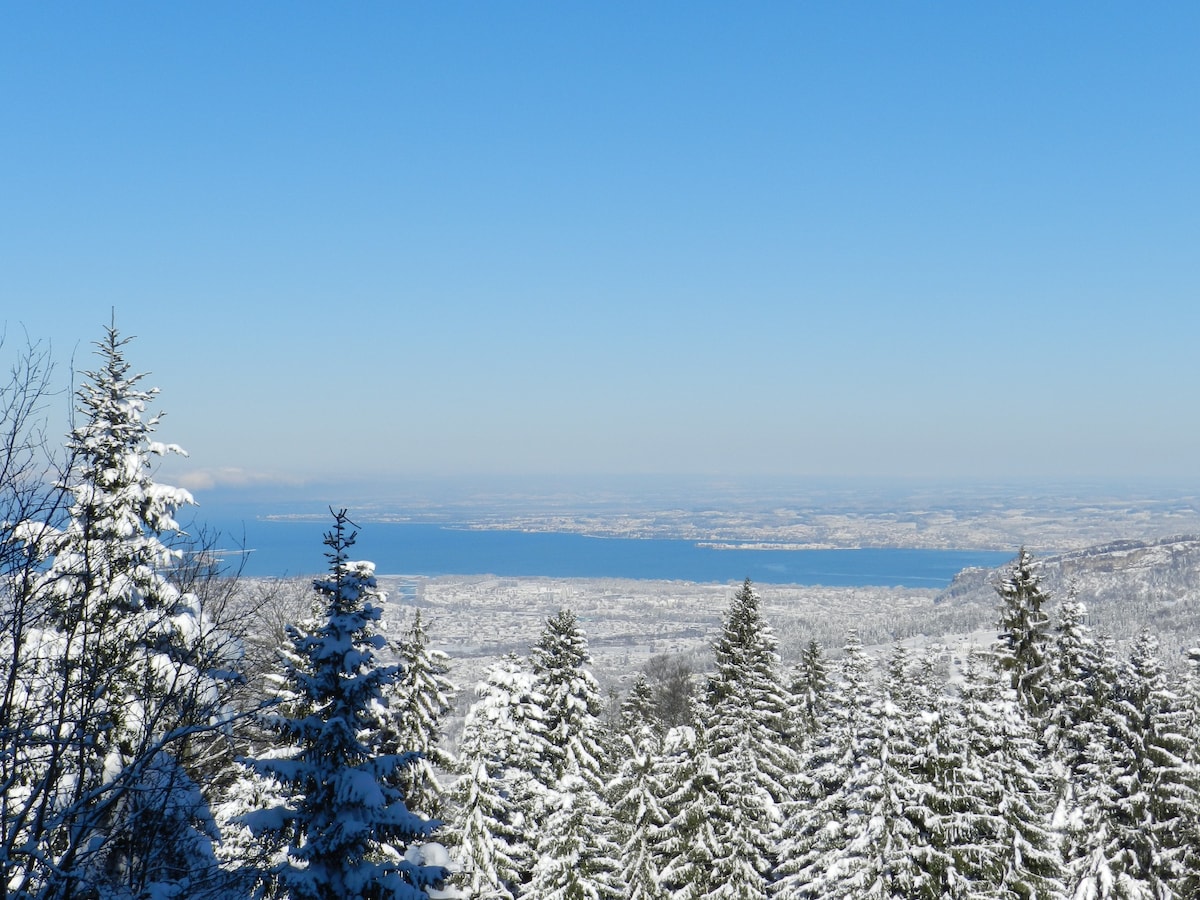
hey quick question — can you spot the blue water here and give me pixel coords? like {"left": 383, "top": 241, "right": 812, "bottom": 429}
{"left": 189, "top": 518, "right": 1012, "bottom": 588}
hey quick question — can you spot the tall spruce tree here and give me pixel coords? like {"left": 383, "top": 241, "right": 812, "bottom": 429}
{"left": 444, "top": 671, "right": 521, "bottom": 900}
{"left": 530, "top": 609, "right": 608, "bottom": 788}
{"left": 528, "top": 758, "right": 627, "bottom": 900}
{"left": 1125, "top": 631, "right": 1200, "bottom": 891}
{"left": 951, "top": 653, "right": 1064, "bottom": 900}
{"left": 608, "top": 686, "right": 669, "bottom": 900}
{"left": 993, "top": 547, "right": 1053, "bottom": 721}
{"left": 242, "top": 512, "right": 444, "bottom": 900}
{"left": 788, "top": 638, "right": 829, "bottom": 748}
{"left": 831, "top": 644, "right": 952, "bottom": 900}
{"left": 772, "top": 631, "right": 877, "bottom": 899}
{"left": 527, "top": 609, "right": 624, "bottom": 899}
{"left": 700, "top": 578, "right": 792, "bottom": 896}
{"left": 445, "top": 655, "right": 546, "bottom": 899}
{"left": 914, "top": 665, "right": 974, "bottom": 900}
{"left": 789, "top": 644, "right": 951, "bottom": 900}
{"left": 3, "top": 326, "right": 232, "bottom": 899}
{"left": 1074, "top": 629, "right": 1200, "bottom": 899}
{"left": 704, "top": 579, "right": 794, "bottom": 793}
{"left": 1059, "top": 631, "right": 1134, "bottom": 900}
{"left": 656, "top": 722, "right": 726, "bottom": 900}
{"left": 1045, "top": 595, "right": 1111, "bottom": 767}
{"left": 446, "top": 746, "right": 517, "bottom": 900}
{"left": 1044, "top": 595, "right": 1118, "bottom": 881}
{"left": 1177, "top": 646, "right": 1200, "bottom": 900}
{"left": 381, "top": 609, "right": 457, "bottom": 822}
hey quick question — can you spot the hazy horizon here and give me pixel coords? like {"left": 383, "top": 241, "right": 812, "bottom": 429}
{"left": 175, "top": 471, "right": 1200, "bottom": 528}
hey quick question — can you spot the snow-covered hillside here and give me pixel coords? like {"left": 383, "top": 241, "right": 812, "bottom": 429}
{"left": 938, "top": 535, "right": 1200, "bottom": 662}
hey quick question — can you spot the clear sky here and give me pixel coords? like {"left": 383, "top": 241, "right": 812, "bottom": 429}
{"left": 3, "top": 3, "right": 1198, "bottom": 494}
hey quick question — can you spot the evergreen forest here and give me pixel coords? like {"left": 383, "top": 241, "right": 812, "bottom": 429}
{"left": 3, "top": 328, "right": 1200, "bottom": 900}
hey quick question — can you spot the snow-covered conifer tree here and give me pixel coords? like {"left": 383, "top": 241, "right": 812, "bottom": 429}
{"left": 381, "top": 608, "right": 457, "bottom": 822}
{"left": 834, "top": 644, "right": 952, "bottom": 899}
{"left": 1072, "top": 629, "right": 1199, "bottom": 899}
{"left": 608, "top": 676, "right": 669, "bottom": 900}
{"left": 1045, "top": 594, "right": 1111, "bottom": 762}
{"left": 704, "top": 579, "right": 794, "bottom": 794}
{"left": 446, "top": 667, "right": 530, "bottom": 897}
{"left": 1043, "top": 594, "right": 1117, "bottom": 878}
{"left": 697, "top": 579, "right": 793, "bottom": 896}
{"left": 786, "top": 643, "right": 951, "bottom": 900}
{"left": 527, "top": 609, "right": 624, "bottom": 898}
{"left": 993, "top": 547, "right": 1053, "bottom": 720}
{"left": 772, "top": 631, "right": 877, "bottom": 899}
{"left": 656, "top": 722, "right": 725, "bottom": 900}
{"left": 1176, "top": 646, "right": 1200, "bottom": 899}
{"left": 913, "top": 662, "right": 975, "bottom": 900}
{"left": 242, "top": 511, "right": 445, "bottom": 900}
{"left": 951, "top": 653, "right": 1064, "bottom": 900}
{"left": 1125, "top": 630, "right": 1199, "bottom": 888}
{"left": 619, "top": 672, "right": 662, "bottom": 740}
{"left": 610, "top": 761, "right": 669, "bottom": 900}
{"left": 531, "top": 609, "right": 608, "bottom": 787}
{"left": 3, "top": 326, "right": 234, "bottom": 899}
{"left": 445, "top": 655, "right": 546, "bottom": 899}
{"left": 213, "top": 765, "right": 295, "bottom": 897}
{"left": 446, "top": 750, "right": 517, "bottom": 900}
{"left": 788, "top": 638, "right": 829, "bottom": 748}
{"left": 528, "top": 756, "right": 627, "bottom": 900}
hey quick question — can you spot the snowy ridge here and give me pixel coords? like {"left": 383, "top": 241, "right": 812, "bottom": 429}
{"left": 936, "top": 535, "right": 1200, "bottom": 661}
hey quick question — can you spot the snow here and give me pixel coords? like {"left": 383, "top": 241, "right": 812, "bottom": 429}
{"left": 339, "top": 768, "right": 386, "bottom": 808}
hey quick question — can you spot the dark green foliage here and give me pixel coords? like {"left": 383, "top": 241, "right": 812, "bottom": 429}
{"left": 642, "top": 653, "right": 696, "bottom": 729}
{"left": 993, "top": 547, "right": 1053, "bottom": 720}
{"left": 788, "top": 638, "right": 829, "bottom": 745}
{"left": 620, "top": 673, "right": 662, "bottom": 741}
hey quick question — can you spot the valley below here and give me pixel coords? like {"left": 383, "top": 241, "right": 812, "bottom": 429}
{"left": 362, "top": 533, "right": 1200, "bottom": 728}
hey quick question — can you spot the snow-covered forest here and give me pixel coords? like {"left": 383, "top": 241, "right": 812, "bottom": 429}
{"left": 4, "top": 329, "right": 1200, "bottom": 900}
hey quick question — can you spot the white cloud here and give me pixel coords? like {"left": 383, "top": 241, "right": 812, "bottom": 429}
{"left": 173, "top": 467, "right": 306, "bottom": 492}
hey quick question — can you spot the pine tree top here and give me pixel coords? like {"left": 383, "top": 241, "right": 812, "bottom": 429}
{"left": 245, "top": 512, "right": 445, "bottom": 899}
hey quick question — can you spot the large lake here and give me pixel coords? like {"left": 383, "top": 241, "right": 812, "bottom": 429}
{"left": 190, "top": 518, "right": 1013, "bottom": 587}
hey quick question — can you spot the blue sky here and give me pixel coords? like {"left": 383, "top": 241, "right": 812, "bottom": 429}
{"left": 3, "top": 4, "right": 1198, "bottom": 493}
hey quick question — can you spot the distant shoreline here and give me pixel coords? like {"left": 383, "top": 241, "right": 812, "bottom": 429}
{"left": 182, "top": 517, "right": 1013, "bottom": 587}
